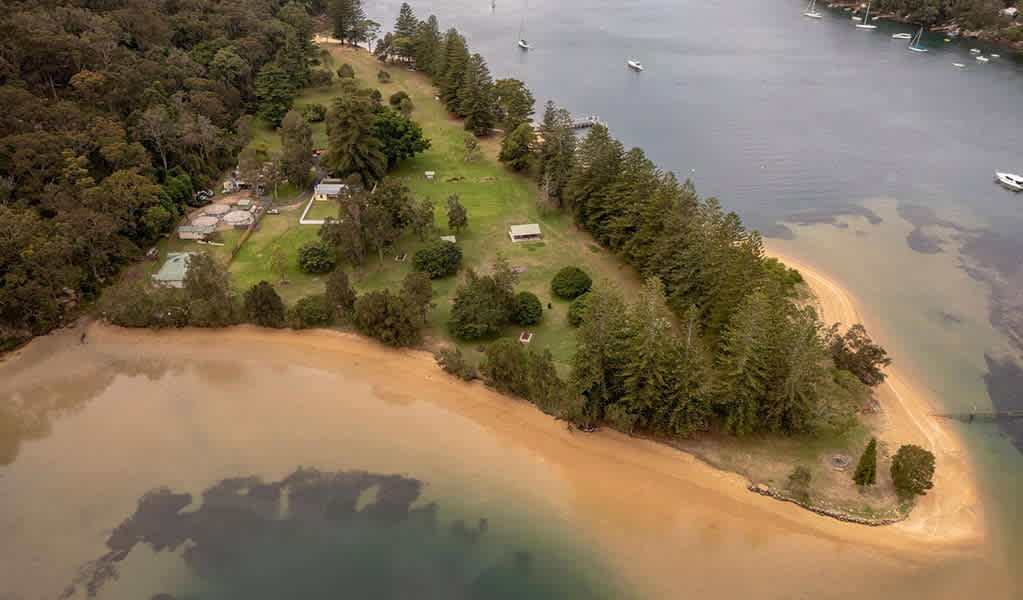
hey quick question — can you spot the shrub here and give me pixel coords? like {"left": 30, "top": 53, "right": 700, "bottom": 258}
{"left": 412, "top": 240, "right": 462, "bottom": 279}
{"left": 512, "top": 291, "right": 542, "bottom": 326}
{"left": 325, "top": 269, "right": 357, "bottom": 321}
{"left": 787, "top": 465, "right": 812, "bottom": 501}
{"left": 568, "top": 293, "right": 589, "bottom": 327}
{"left": 891, "top": 444, "right": 935, "bottom": 500}
{"left": 309, "top": 69, "right": 333, "bottom": 87}
{"left": 303, "top": 103, "right": 326, "bottom": 123}
{"left": 399, "top": 96, "right": 414, "bottom": 115}
{"left": 480, "top": 338, "right": 530, "bottom": 397}
{"left": 292, "top": 294, "right": 333, "bottom": 329}
{"left": 354, "top": 290, "right": 421, "bottom": 347}
{"left": 377, "top": 70, "right": 391, "bottom": 83}
{"left": 337, "top": 63, "right": 355, "bottom": 79}
{"left": 369, "top": 88, "right": 382, "bottom": 103}
{"left": 297, "top": 240, "right": 337, "bottom": 274}
{"left": 244, "top": 281, "right": 285, "bottom": 328}
{"left": 551, "top": 266, "right": 592, "bottom": 299}
{"left": 434, "top": 346, "right": 478, "bottom": 381}
{"left": 389, "top": 90, "right": 409, "bottom": 107}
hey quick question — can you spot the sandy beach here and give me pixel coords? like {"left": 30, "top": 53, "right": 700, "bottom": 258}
{"left": 1, "top": 314, "right": 1007, "bottom": 599}
{"left": 766, "top": 249, "right": 985, "bottom": 543}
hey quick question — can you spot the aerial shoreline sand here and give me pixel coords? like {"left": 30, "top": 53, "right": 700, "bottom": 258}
{"left": 766, "top": 247, "right": 985, "bottom": 543}
{"left": 81, "top": 318, "right": 985, "bottom": 552}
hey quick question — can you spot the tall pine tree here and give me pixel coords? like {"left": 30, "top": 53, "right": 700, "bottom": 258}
{"left": 853, "top": 437, "right": 878, "bottom": 486}
{"left": 536, "top": 101, "right": 576, "bottom": 209}
{"left": 323, "top": 92, "right": 386, "bottom": 184}
{"left": 716, "top": 290, "right": 773, "bottom": 435}
{"left": 331, "top": 0, "right": 366, "bottom": 45}
{"left": 437, "top": 30, "right": 469, "bottom": 112}
{"left": 457, "top": 54, "right": 498, "bottom": 135}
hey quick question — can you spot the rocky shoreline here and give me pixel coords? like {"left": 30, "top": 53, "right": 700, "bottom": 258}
{"left": 826, "top": 1, "right": 1023, "bottom": 53}
{"left": 748, "top": 483, "right": 909, "bottom": 527}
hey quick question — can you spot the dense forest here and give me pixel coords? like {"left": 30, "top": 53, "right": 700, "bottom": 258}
{"left": 0, "top": 0, "right": 325, "bottom": 347}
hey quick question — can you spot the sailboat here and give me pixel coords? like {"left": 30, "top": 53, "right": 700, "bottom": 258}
{"left": 803, "top": 0, "right": 823, "bottom": 19}
{"left": 908, "top": 26, "right": 928, "bottom": 52}
{"left": 517, "top": 0, "right": 530, "bottom": 50}
{"left": 855, "top": 1, "right": 877, "bottom": 29}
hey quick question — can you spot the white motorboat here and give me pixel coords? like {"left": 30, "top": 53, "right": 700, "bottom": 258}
{"left": 953, "top": 63, "right": 966, "bottom": 68}
{"left": 892, "top": 33, "right": 913, "bottom": 39}
{"left": 803, "top": 0, "right": 823, "bottom": 18}
{"left": 976, "top": 55, "right": 989, "bottom": 62}
{"left": 970, "top": 48, "right": 981, "bottom": 54}
{"left": 991, "top": 54, "right": 1000, "bottom": 58}
{"left": 627, "top": 60, "right": 644, "bottom": 71}
{"left": 995, "top": 172, "right": 1023, "bottom": 192}
{"left": 518, "top": 39, "right": 530, "bottom": 50}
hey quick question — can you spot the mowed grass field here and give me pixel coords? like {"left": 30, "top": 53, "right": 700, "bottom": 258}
{"left": 232, "top": 44, "right": 642, "bottom": 368}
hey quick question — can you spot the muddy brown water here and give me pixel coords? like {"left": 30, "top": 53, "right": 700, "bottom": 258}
{"left": 0, "top": 325, "right": 1014, "bottom": 599}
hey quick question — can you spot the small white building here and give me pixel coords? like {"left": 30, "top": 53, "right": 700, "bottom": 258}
{"left": 177, "top": 224, "right": 216, "bottom": 240}
{"left": 1001, "top": 7, "right": 1018, "bottom": 19}
{"left": 509, "top": 223, "right": 542, "bottom": 242}
{"left": 440, "top": 235, "right": 456, "bottom": 243}
{"left": 314, "top": 182, "right": 348, "bottom": 202}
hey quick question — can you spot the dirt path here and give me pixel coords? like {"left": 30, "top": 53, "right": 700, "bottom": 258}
{"left": 767, "top": 249, "right": 984, "bottom": 543}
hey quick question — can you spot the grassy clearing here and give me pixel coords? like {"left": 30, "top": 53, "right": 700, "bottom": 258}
{"left": 303, "top": 199, "right": 338, "bottom": 222}
{"left": 234, "top": 45, "right": 643, "bottom": 368}
{"left": 675, "top": 412, "right": 904, "bottom": 520}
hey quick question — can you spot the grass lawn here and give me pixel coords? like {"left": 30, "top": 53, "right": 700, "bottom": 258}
{"left": 303, "top": 199, "right": 338, "bottom": 222}
{"left": 233, "top": 44, "right": 643, "bottom": 370}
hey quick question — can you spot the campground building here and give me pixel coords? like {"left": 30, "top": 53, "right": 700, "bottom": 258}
{"left": 509, "top": 223, "right": 542, "bottom": 242}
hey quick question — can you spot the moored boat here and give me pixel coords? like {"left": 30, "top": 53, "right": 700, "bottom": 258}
{"left": 627, "top": 60, "right": 644, "bottom": 71}
{"left": 995, "top": 172, "right": 1023, "bottom": 192}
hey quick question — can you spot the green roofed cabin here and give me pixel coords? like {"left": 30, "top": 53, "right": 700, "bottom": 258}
{"left": 152, "top": 252, "right": 195, "bottom": 288}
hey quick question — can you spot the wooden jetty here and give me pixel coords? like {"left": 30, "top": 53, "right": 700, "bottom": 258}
{"left": 568, "top": 116, "right": 606, "bottom": 129}
{"left": 532, "top": 116, "right": 607, "bottom": 131}
{"left": 932, "top": 410, "right": 1023, "bottom": 424}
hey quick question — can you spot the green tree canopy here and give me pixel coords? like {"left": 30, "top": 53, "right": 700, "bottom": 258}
{"left": 551, "top": 266, "right": 592, "bottom": 299}
{"left": 323, "top": 91, "right": 387, "bottom": 183}
{"left": 512, "top": 291, "right": 543, "bottom": 326}
{"left": 292, "top": 294, "right": 334, "bottom": 329}
{"left": 354, "top": 289, "right": 422, "bottom": 347}
{"left": 255, "top": 62, "right": 295, "bottom": 126}
{"left": 298, "top": 240, "right": 337, "bottom": 273}
{"left": 446, "top": 194, "right": 468, "bottom": 232}
{"left": 498, "top": 123, "right": 535, "bottom": 171}
{"left": 852, "top": 437, "right": 878, "bottom": 486}
{"left": 891, "top": 444, "right": 935, "bottom": 500}
{"left": 244, "top": 281, "right": 285, "bottom": 328}
{"left": 372, "top": 109, "right": 431, "bottom": 168}
{"left": 325, "top": 268, "right": 357, "bottom": 321}
{"left": 448, "top": 256, "right": 518, "bottom": 340}
{"left": 413, "top": 240, "right": 462, "bottom": 279}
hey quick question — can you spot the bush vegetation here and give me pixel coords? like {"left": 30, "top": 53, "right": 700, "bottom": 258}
{"left": 551, "top": 266, "right": 592, "bottom": 299}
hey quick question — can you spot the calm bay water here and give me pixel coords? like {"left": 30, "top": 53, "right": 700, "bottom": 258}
{"left": 376, "top": 0, "right": 1023, "bottom": 576}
